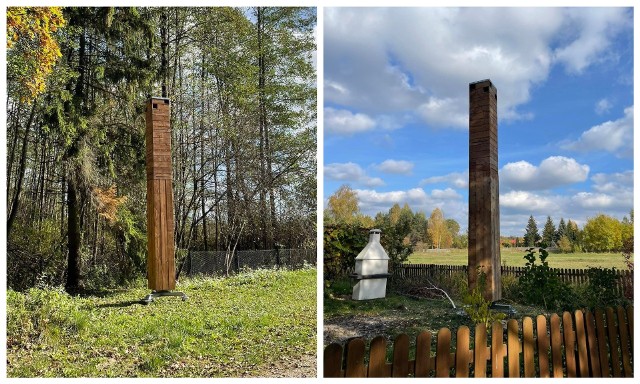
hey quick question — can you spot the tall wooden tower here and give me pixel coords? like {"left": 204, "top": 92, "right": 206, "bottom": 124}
{"left": 468, "top": 79, "right": 501, "bottom": 302}
{"left": 142, "top": 97, "right": 186, "bottom": 303}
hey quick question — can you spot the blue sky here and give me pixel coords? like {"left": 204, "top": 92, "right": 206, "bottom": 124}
{"left": 323, "top": 7, "right": 634, "bottom": 236}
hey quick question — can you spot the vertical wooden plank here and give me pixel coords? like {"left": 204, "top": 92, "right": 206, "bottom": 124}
{"left": 154, "top": 179, "right": 162, "bottom": 288}
{"left": 455, "top": 326, "right": 471, "bottom": 377}
{"left": 584, "top": 310, "right": 601, "bottom": 377}
{"left": 536, "top": 315, "right": 550, "bottom": 378}
{"left": 392, "top": 334, "right": 409, "bottom": 377}
{"left": 574, "top": 310, "right": 589, "bottom": 377}
{"left": 436, "top": 327, "right": 451, "bottom": 377}
{"left": 414, "top": 331, "right": 432, "bottom": 377}
{"left": 166, "top": 178, "right": 176, "bottom": 290}
{"left": 550, "top": 314, "right": 564, "bottom": 378}
{"left": 491, "top": 321, "right": 505, "bottom": 377}
{"left": 594, "top": 308, "right": 610, "bottom": 377}
{"left": 522, "top": 317, "right": 535, "bottom": 377}
{"left": 323, "top": 343, "right": 344, "bottom": 377}
{"left": 474, "top": 323, "right": 488, "bottom": 378}
{"left": 616, "top": 306, "right": 632, "bottom": 377}
{"left": 606, "top": 307, "right": 622, "bottom": 377}
{"left": 368, "top": 336, "right": 389, "bottom": 377}
{"left": 345, "top": 338, "right": 366, "bottom": 377}
{"left": 563, "top": 311, "right": 577, "bottom": 377}
{"left": 507, "top": 319, "right": 520, "bottom": 377}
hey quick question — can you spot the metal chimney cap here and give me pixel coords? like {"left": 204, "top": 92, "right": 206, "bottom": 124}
{"left": 369, "top": 229, "right": 382, "bottom": 234}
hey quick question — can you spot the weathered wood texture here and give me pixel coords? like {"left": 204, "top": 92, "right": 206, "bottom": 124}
{"left": 468, "top": 79, "right": 501, "bottom": 301}
{"left": 145, "top": 97, "right": 176, "bottom": 291}
{"left": 324, "top": 306, "right": 634, "bottom": 378}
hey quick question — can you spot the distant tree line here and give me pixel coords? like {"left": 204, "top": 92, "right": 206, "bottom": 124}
{"left": 7, "top": 7, "right": 316, "bottom": 291}
{"left": 522, "top": 211, "right": 633, "bottom": 253}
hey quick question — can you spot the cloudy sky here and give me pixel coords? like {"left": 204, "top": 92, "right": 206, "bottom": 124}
{"left": 323, "top": 7, "right": 634, "bottom": 236}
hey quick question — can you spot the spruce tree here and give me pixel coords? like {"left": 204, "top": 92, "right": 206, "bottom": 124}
{"left": 542, "top": 216, "right": 556, "bottom": 247}
{"left": 524, "top": 215, "right": 541, "bottom": 247}
{"left": 556, "top": 218, "right": 567, "bottom": 243}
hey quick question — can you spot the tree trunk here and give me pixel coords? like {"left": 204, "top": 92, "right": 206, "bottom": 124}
{"left": 65, "top": 177, "right": 81, "bottom": 293}
{"left": 7, "top": 102, "right": 37, "bottom": 237}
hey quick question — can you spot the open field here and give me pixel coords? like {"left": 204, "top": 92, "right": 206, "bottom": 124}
{"left": 407, "top": 248, "right": 632, "bottom": 269}
{"left": 7, "top": 268, "right": 316, "bottom": 378}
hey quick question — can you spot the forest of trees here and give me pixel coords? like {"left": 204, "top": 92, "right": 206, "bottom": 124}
{"left": 523, "top": 212, "right": 633, "bottom": 253}
{"left": 6, "top": 7, "right": 317, "bottom": 291}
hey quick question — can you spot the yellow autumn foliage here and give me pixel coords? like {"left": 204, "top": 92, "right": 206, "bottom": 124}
{"left": 7, "top": 7, "right": 66, "bottom": 103}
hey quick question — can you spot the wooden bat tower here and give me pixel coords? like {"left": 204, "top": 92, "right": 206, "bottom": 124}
{"left": 142, "top": 97, "right": 186, "bottom": 303}
{"left": 468, "top": 79, "right": 501, "bottom": 302}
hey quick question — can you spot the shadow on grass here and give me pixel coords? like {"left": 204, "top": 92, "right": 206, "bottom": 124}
{"left": 96, "top": 300, "right": 147, "bottom": 308}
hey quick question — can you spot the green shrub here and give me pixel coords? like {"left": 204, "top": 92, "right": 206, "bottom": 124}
{"left": 582, "top": 267, "right": 626, "bottom": 309}
{"left": 6, "top": 287, "right": 89, "bottom": 346}
{"left": 516, "top": 248, "right": 572, "bottom": 310}
{"left": 501, "top": 274, "right": 519, "bottom": 301}
{"left": 462, "top": 269, "right": 505, "bottom": 327}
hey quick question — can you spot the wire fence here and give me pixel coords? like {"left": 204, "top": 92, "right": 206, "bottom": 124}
{"left": 179, "top": 248, "right": 316, "bottom": 278}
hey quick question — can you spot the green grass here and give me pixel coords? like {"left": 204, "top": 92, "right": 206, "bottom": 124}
{"left": 7, "top": 267, "right": 316, "bottom": 378}
{"left": 407, "top": 248, "right": 632, "bottom": 269}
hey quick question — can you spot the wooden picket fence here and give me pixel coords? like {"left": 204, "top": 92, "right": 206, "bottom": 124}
{"left": 395, "top": 264, "right": 631, "bottom": 296}
{"left": 324, "top": 306, "right": 633, "bottom": 378}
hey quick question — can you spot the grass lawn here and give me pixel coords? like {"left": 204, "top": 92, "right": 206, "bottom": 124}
{"left": 7, "top": 267, "right": 316, "bottom": 378}
{"left": 407, "top": 248, "right": 631, "bottom": 269}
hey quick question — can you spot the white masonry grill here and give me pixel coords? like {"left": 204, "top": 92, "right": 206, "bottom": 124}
{"left": 351, "top": 229, "right": 390, "bottom": 300}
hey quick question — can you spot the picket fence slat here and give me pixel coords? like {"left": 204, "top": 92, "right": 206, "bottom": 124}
{"left": 455, "top": 326, "right": 471, "bottom": 377}
{"left": 585, "top": 310, "right": 601, "bottom": 377}
{"left": 507, "top": 319, "right": 520, "bottom": 377}
{"left": 605, "top": 307, "right": 622, "bottom": 377}
{"left": 368, "top": 336, "right": 388, "bottom": 377}
{"left": 436, "top": 328, "right": 451, "bottom": 377}
{"left": 392, "top": 334, "right": 409, "bottom": 377}
{"left": 323, "top": 343, "right": 343, "bottom": 377}
{"left": 523, "top": 317, "right": 535, "bottom": 377}
{"left": 536, "top": 315, "right": 550, "bottom": 378}
{"left": 414, "top": 331, "right": 431, "bottom": 377}
{"left": 575, "top": 310, "right": 589, "bottom": 377}
{"left": 616, "top": 306, "right": 632, "bottom": 377}
{"left": 345, "top": 338, "right": 366, "bottom": 377}
{"left": 474, "top": 323, "right": 488, "bottom": 378}
{"left": 324, "top": 306, "right": 633, "bottom": 378}
{"left": 550, "top": 314, "right": 564, "bottom": 378}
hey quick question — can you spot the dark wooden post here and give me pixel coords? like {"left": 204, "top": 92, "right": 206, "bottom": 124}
{"left": 468, "top": 79, "right": 501, "bottom": 301}
{"left": 145, "top": 97, "right": 176, "bottom": 291}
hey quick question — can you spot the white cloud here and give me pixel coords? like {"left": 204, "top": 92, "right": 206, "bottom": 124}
{"left": 325, "top": 8, "right": 631, "bottom": 129}
{"left": 553, "top": 8, "right": 631, "bottom": 74}
{"left": 325, "top": 107, "right": 375, "bottom": 135}
{"left": 324, "top": 8, "right": 632, "bottom": 128}
{"left": 417, "top": 97, "right": 468, "bottom": 129}
{"left": 562, "top": 106, "right": 633, "bottom": 157}
{"left": 431, "top": 188, "right": 462, "bottom": 200}
{"left": 595, "top": 98, "right": 612, "bottom": 115}
{"left": 500, "top": 156, "right": 589, "bottom": 191}
{"left": 500, "top": 191, "right": 561, "bottom": 212}
{"left": 375, "top": 159, "right": 414, "bottom": 175}
{"left": 591, "top": 170, "right": 633, "bottom": 193}
{"left": 420, "top": 171, "right": 469, "bottom": 189}
{"left": 324, "top": 162, "right": 384, "bottom": 187}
